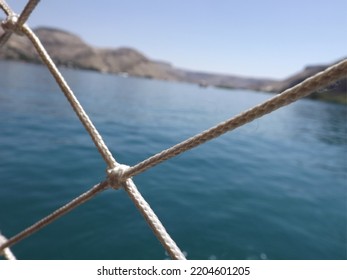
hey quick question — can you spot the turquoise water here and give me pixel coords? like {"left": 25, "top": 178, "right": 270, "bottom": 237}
{"left": 0, "top": 61, "right": 346, "bottom": 260}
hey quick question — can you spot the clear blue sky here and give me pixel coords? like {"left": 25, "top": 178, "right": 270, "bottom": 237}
{"left": 5, "top": 0, "right": 347, "bottom": 79}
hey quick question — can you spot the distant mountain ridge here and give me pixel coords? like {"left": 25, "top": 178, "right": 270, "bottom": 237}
{"left": 0, "top": 26, "right": 345, "bottom": 103}
{"left": 261, "top": 60, "right": 346, "bottom": 103}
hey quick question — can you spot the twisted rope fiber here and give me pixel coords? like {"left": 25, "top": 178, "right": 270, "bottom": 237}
{"left": 0, "top": 0, "right": 345, "bottom": 261}
{"left": 123, "top": 179, "right": 186, "bottom": 260}
{"left": 106, "top": 164, "right": 187, "bottom": 259}
{"left": 0, "top": 0, "right": 14, "bottom": 47}
{"left": 0, "top": 0, "right": 39, "bottom": 47}
{"left": 0, "top": 28, "right": 11, "bottom": 47}
{"left": 0, "top": 6, "right": 186, "bottom": 259}
{"left": 16, "top": 0, "right": 40, "bottom": 27}
{"left": 0, "top": 0, "right": 11, "bottom": 16}
{"left": 124, "top": 59, "right": 347, "bottom": 179}
{"left": 0, "top": 180, "right": 186, "bottom": 260}
{"left": 0, "top": 181, "right": 109, "bottom": 253}
{"left": 21, "top": 25, "right": 117, "bottom": 169}
{"left": 21, "top": 24, "right": 185, "bottom": 260}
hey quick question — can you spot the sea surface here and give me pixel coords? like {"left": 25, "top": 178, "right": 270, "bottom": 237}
{"left": 0, "top": 60, "right": 346, "bottom": 260}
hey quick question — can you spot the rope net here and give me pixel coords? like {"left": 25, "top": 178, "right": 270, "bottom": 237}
{"left": 0, "top": 0, "right": 346, "bottom": 260}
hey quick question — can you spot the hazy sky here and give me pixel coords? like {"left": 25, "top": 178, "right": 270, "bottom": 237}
{"left": 4, "top": 0, "right": 347, "bottom": 79}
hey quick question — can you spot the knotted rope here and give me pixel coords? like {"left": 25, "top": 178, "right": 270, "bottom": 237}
{"left": 0, "top": 0, "right": 39, "bottom": 46}
{"left": 0, "top": 0, "right": 345, "bottom": 261}
{"left": 0, "top": 0, "right": 186, "bottom": 260}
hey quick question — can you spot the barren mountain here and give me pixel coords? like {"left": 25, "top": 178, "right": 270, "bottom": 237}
{"left": 0, "top": 27, "right": 180, "bottom": 80}
{"left": 261, "top": 60, "right": 346, "bottom": 104}
{"left": 0, "top": 27, "right": 275, "bottom": 87}
{"left": 0, "top": 26, "right": 345, "bottom": 103}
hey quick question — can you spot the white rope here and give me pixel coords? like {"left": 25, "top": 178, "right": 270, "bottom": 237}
{"left": 21, "top": 24, "right": 119, "bottom": 170}
{"left": 0, "top": 0, "right": 345, "bottom": 261}
{"left": 0, "top": 1, "right": 186, "bottom": 259}
{"left": 0, "top": 233, "right": 16, "bottom": 260}
{"left": 0, "top": 0, "right": 12, "bottom": 16}
{"left": 107, "top": 164, "right": 131, "bottom": 189}
{"left": 0, "top": 0, "right": 15, "bottom": 47}
{"left": 21, "top": 23, "right": 186, "bottom": 258}
{"left": 123, "top": 59, "right": 347, "bottom": 178}
{"left": 0, "top": 0, "right": 39, "bottom": 46}
{"left": 123, "top": 179, "right": 186, "bottom": 260}
{"left": 0, "top": 181, "right": 109, "bottom": 254}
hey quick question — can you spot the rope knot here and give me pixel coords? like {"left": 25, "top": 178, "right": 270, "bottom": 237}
{"left": 1, "top": 14, "right": 24, "bottom": 36}
{"left": 107, "top": 164, "right": 130, "bottom": 190}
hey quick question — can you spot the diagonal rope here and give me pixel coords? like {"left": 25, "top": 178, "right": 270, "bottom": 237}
{"left": 21, "top": 23, "right": 186, "bottom": 259}
{"left": 0, "top": 233, "right": 16, "bottom": 260}
{"left": 0, "top": 3, "right": 186, "bottom": 259}
{"left": 0, "top": 0, "right": 13, "bottom": 47}
{"left": 123, "top": 59, "right": 347, "bottom": 179}
{"left": 0, "top": 0, "right": 39, "bottom": 47}
{"left": 123, "top": 179, "right": 186, "bottom": 260}
{"left": 0, "top": 0, "right": 345, "bottom": 261}
{"left": 16, "top": 0, "right": 40, "bottom": 27}
{"left": 0, "top": 181, "right": 109, "bottom": 254}
{"left": 0, "top": 0, "right": 118, "bottom": 169}
{"left": 0, "top": 29, "right": 11, "bottom": 47}
{"left": 0, "top": 0, "right": 11, "bottom": 16}
{"left": 0, "top": 179, "right": 186, "bottom": 260}
{"left": 21, "top": 24, "right": 118, "bottom": 169}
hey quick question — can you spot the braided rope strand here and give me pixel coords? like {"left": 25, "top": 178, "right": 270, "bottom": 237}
{"left": 0, "top": 0, "right": 346, "bottom": 261}
{"left": 123, "top": 179, "right": 186, "bottom": 260}
{"left": 17, "top": 0, "right": 40, "bottom": 27}
{"left": 0, "top": 0, "right": 40, "bottom": 47}
{"left": 0, "top": 6, "right": 187, "bottom": 257}
{"left": 21, "top": 24, "right": 186, "bottom": 258}
{"left": 124, "top": 59, "right": 347, "bottom": 179}
{"left": 0, "top": 0, "right": 14, "bottom": 47}
{"left": 21, "top": 25, "right": 118, "bottom": 169}
{"left": 0, "top": 181, "right": 109, "bottom": 253}
{"left": 0, "top": 31, "right": 12, "bottom": 47}
{"left": 0, "top": 0, "right": 12, "bottom": 16}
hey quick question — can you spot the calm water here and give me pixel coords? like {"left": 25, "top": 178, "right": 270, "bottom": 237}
{"left": 0, "top": 61, "right": 346, "bottom": 260}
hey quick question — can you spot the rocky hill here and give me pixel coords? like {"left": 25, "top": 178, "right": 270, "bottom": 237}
{"left": 261, "top": 60, "right": 346, "bottom": 104}
{"left": 0, "top": 26, "right": 345, "bottom": 103}
{"left": 0, "top": 26, "right": 275, "bottom": 87}
{"left": 0, "top": 27, "right": 181, "bottom": 80}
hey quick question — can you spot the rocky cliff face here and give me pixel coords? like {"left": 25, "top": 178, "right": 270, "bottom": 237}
{"left": 0, "top": 26, "right": 345, "bottom": 103}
